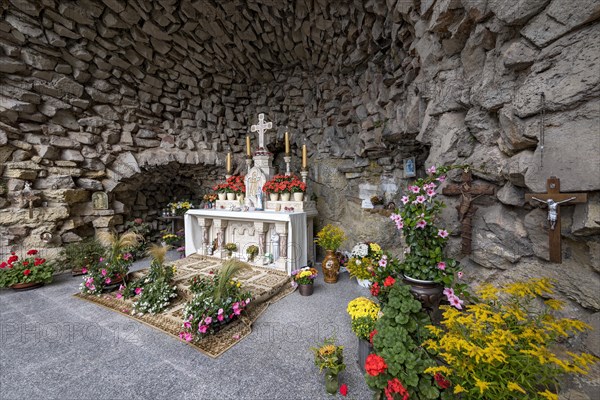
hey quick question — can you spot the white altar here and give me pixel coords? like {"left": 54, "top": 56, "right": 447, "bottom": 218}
{"left": 184, "top": 209, "right": 317, "bottom": 273}
{"left": 185, "top": 113, "right": 318, "bottom": 275}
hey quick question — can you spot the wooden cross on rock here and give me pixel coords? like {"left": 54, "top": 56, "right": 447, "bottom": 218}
{"left": 525, "top": 177, "right": 587, "bottom": 263}
{"left": 442, "top": 169, "right": 495, "bottom": 256}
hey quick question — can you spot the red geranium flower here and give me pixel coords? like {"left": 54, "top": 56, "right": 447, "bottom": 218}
{"left": 0, "top": 262, "right": 6, "bottom": 269}
{"left": 365, "top": 354, "right": 387, "bottom": 377}
{"left": 385, "top": 378, "right": 409, "bottom": 400}
{"left": 27, "top": 249, "right": 38, "bottom": 255}
{"left": 369, "top": 329, "right": 378, "bottom": 345}
{"left": 434, "top": 373, "right": 451, "bottom": 389}
{"left": 370, "top": 282, "right": 380, "bottom": 296}
{"left": 339, "top": 384, "right": 348, "bottom": 396}
{"left": 383, "top": 276, "right": 395, "bottom": 287}
{"left": 34, "top": 258, "right": 45, "bottom": 266}
{"left": 22, "top": 261, "right": 29, "bottom": 267}
{"left": 23, "top": 269, "right": 31, "bottom": 276}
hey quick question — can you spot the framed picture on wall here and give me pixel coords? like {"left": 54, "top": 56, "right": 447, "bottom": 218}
{"left": 403, "top": 157, "right": 416, "bottom": 178}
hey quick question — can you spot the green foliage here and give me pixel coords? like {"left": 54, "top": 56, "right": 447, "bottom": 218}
{"left": 366, "top": 284, "right": 439, "bottom": 400}
{"left": 246, "top": 245, "right": 259, "bottom": 261}
{"left": 224, "top": 242, "right": 238, "bottom": 254}
{"left": 351, "top": 316, "right": 377, "bottom": 341}
{"left": 131, "top": 245, "right": 177, "bottom": 315}
{"left": 124, "top": 219, "right": 152, "bottom": 260}
{"left": 58, "top": 238, "right": 104, "bottom": 273}
{"left": 311, "top": 337, "right": 346, "bottom": 375}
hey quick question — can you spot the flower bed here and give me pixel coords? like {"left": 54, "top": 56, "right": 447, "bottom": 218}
{"left": 0, "top": 249, "right": 54, "bottom": 288}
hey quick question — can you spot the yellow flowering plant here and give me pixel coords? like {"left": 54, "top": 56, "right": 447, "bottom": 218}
{"left": 311, "top": 337, "right": 346, "bottom": 375}
{"left": 347, "top": 297, "right": 380, "bottom": 341}
{"left": 422, "top": 278, "right": 598, "bottom": 400}
{"left": 315, "top": 224, "right": 347, "bottom": 252}
{"left": 346, "top": 242, "right": 384, "bottom": 280}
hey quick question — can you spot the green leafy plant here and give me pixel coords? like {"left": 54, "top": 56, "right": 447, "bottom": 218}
{"left": 124, "top": 218, "right": 152, "bottom": 260}
{"left": 423, "top": 278, "right": 598, "bottom": 399}
{"left": 311, "top": 337, "right": 346, "bottom": 375}
{"left": 0, "top": 249, "right": 54, "bottom": 287}
{"left": 246, "top": 245, "right": 259, "bottom": 261}
{"left": 315, "top": 224, "right": 347, "bottom": 252}
{"left": 180, "top": 260, "right": 252, "bottom": 341}
{"left": 366, "top": 284, "right": 439, "bottom": 400}
{"left": 129, "top": 245, "right": 177, "bottom": 315}
{"left": 224, "top": 242, "right": 237, "bottom": 256}
{"left": 59, "top": 238, "right": 104, "bottom": 274}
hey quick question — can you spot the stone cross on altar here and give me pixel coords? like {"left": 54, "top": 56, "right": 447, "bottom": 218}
{"left": 250, "top": 113, "right": 272, "bottom": 149}
{"left": 525, "top": 176, "right": 588, "bottom": 263}
{"left": 442, "top": 169, "right": 495, "bottom": 256}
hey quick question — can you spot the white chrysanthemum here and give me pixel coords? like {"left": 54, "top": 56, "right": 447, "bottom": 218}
{"left": 351, "top": 243, "right": 369, "bottom": 257}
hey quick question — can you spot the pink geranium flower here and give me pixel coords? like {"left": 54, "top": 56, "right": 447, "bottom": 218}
{"left": 134, "top": 287, "right": 142, "bottom": 295}
{"left": 438, "top": 229, "right": 449, "bottom": 238}
{"left": 198, "top": 325, "right": 208, "bottom": 334}
{"left": 416, "top": 220, "right": 427, "bottom": 229}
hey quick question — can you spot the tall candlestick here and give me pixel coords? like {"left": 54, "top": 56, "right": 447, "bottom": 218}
{"left": 246, "top": 135, "right": 251, "bottom": 157}
{"left": 302, "top": 143, "right": 307, "bottom": 169}
{"left": 285, "top": 131, "right": 290, "bottom": 154}
{"left": 226, "top": 152, "right": 231, "bottom": 173}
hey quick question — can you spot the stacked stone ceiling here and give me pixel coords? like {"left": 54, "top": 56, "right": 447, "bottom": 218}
{"left": 2, "top": 0, "right": 389, "bottom": 87}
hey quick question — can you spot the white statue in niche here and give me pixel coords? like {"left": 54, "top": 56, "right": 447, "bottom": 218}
{"left": 245, "top": 167, "right": 266, "bottom": 211}
{"left": 270, "top": 231, "right": 279, "bottom": 261}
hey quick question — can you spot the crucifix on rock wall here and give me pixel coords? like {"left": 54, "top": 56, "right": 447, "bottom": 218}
{"left": 525, "top": 176, "right": 588, "bottom": 263}
{"left": 442, "top": 169, "right": 495, "bottom": 256}
{"left": 20, "top": 182, "right": 40, "bottom": 219}
{"left": 250, "top": 113, "right": 272, "bottom": 149}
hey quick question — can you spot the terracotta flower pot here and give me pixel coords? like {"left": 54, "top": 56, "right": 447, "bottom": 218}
{"left": 322, "top": 250, "right": 340, "bottom": 283}
{"left": 11, "top": 281, "right": 43, "bottom": 291}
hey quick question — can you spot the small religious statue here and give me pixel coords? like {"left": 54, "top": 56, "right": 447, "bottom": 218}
{"left": 529, "top": 197, "right": 577, "bottom": 230}
{"left": 403, "top": 157, "right": 416, "bottom": 178}
{"left": 244, "top": 196, "right": 255, "bottom": 211}
{"left": 92, "top": 191, "right": 108, "bottom": 210}
{"left": 20, "top": 182, "right": 40, "bottom": 219}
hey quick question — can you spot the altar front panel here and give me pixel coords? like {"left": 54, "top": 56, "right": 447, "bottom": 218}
{"left": 184, "top": 210, "right": 313, "bottom": 274}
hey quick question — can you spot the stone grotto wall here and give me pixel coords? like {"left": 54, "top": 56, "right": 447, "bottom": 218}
{"left": 1, "top": 0, "right": 599, "bottom": 366}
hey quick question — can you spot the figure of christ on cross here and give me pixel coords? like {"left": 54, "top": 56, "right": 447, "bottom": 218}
{"left": 250, "top": 113, "right": 273, "bottom": 150}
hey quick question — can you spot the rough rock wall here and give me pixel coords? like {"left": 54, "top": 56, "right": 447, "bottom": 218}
{"left": 1, "top": 0, "right": 599, "bottom": 349}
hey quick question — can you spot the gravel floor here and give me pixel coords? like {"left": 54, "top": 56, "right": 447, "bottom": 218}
{"left": 0, "top": 253, "right": 373, "bottom": 400}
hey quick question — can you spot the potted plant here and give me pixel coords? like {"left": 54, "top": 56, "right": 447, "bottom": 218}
{"left": 366, "top": 284, "right": 440, "bottom": 400}
{"left": 180, "top": 260, "right": 252, "bottom": 342}
{"left": 203, "top": 193, "right": 217, "bottom": 208}
{"left": 347, "top": 297, "right": 380, "bottom": 373}
{"left": 291, "top": 266, "right": 318, "bottom": 296}
{"left": 0, "top": 249, "right": 54, "bottom": 290}
{"left": 390, "top": 165, "right": 466, "bottom": 310}
{"left": 263, "top": 174, "right": 294, "bottom": 201}
{"left": 168, "top": 200, "right": 194, "bottom": 216}
{"left": 311, "top": 337, "right": 346, "bottom": 395}
{"left": 227, "top": 175, "right": 246, "bottom": 202}
{"left": 59, "top": 237, "right": 105, "bottom": 276}
{"left": 124, "top": 244, "right": 178, "bottom": 315}
{"left": 346, "top": 242, "right": 383, "bottom": 287}
{"left": 315, "top": 224, "right": 347, "bottom": 283}
{"left": 423, "top": 278, "right": 598, "bottom": 399}
{"left": 224, "top": 242, "right": 237, "bottom": 257}
{"left": 288, "top": 175, "right": 307, "bottom": 201}
{"left": 246, "top": 244, "right": 259, "bottom": 262}
{"left": 213, "top": 182, "right": 229, "bottom": 200}
{"left": 80, "top": 231, "right": 139, "bottom": 295}
{"left": 124, "top": 218, "right": 152, "bottom": 260}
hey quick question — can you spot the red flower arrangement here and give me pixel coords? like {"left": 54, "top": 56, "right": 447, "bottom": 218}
{"left": 365, "top": 353, "right": 388, "bottom": 377}
{"left": 384, "top": 378, "right": 409, "bottom": 400}
{"left": 262, "top": 174, "right": 306, "bottom": 194}
{"left": 213, "top": 175, "right": 246, "bottom": 194}
{"left": 383, "top": 276, "right": 396, "bottom": 287}
{"left": 0, "top": 249, "right": 54, "bottom": 287}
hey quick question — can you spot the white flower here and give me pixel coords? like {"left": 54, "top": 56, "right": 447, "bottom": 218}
{"left": 351, "top": 243, "right": 369, "bottom": 257}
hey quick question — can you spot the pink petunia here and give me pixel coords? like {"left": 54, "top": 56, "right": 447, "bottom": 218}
{"left": 134, "top": 287, "right": 142, "bottom": 295}
{"left": 204, "top": 316, "right": 212, "bottom": 325}
{"left": 234, "top": 308, "right": 242, "bottom": 316}
{"left": 416, "top": 195, "right": 426, "bottom": 204}
{"left": 105, "top": 278, "right": 112, "bottom": 284}
{"left": 426, "top": 189, "right": 436, "bottom": 197}
{"left": 401, "top": 196, "right": 410, "bottom": 205}
{"left": 101, "top": 269, "right": 107, "bottom": 276}
{"left": 218, "top": 308, "right": 224, "bottom": 315}
{"left": 115, "top": 292, "right": 123, "bottom": 299}
{"left": 437, "top": 262, "right": 446, "bottom": 270}
{"left": 183, "top": 321, "right": 191, "bottom": 329}
{"left": 218, "top": 314, "right": 224, "bottom": 322}
{"left": 443, "top": 287, "right": 455, "bottom": 297}
{"left": 245, "top": 298, "right": 251, "bottom": 304}
{"left": 179, "top": 332, "right": 193, "bottom": 342}
{"left": 438, "top": 229, "right": 449, "bottom": 238}
{"left": 457, "top": 271, "right": 464, "bottom": 279}
{"left": 416, "top": 220, "right": 427, "bottom": 229}
{"left": 198, "top": 325, "right": 208, "bottom": 334}
{"left": 410, "top": 185, "right": 420, "bottom": 194}
{"left": 81, "top": 267, "right": 88, "bottom": 274}
{"left": 378, "top": 258, "right": 387, "bottom": 267}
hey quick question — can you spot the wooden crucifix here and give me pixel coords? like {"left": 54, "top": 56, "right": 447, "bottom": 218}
{"left": 525, "top": 176, "right": 588, "bottom": 263}
{"left": 442, "top": 169, "right": 495, "bottom": 255}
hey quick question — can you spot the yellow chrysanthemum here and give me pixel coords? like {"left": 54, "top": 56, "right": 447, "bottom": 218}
{"left": 319, "top": 345, "right": 336, "bottom": 356}
{"left": 538, "top": 389, "right": 558, "bottom": 400}
{"left": 369, "top": 243, "right": 381, "bottom": 253}
{"left": 507, "top": 382, "right": 526, "bottom": 394}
